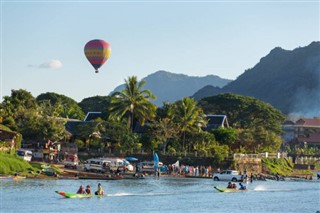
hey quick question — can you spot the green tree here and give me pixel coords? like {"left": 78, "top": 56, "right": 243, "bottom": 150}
{"left": 98, "top": 120, "right": 142, "bottom": 154}
{"left": 108, "top": 76, "right": 157, "bottom": 131}
{"left": 151, "top": 118, "right": 179, "bottom": 154}
{"left": 1, "top": 89, "right": 38, "bottom": 131}
{"left": 236, "top": 127, "right": 282, "bottom": 153}
{"left": 37, "top": 92, "right": 85, "bottom": 120}
{"left": 211, "top": 127, "right": 237, "bottom": 152}
{"left": 198, "top": 93, "right": 285, "bottom": 132}
{"left": 172, "top": 97, "right": 207, "bottom": 151}
{"left": 192, "top": 131, "right": 216, "bottom": 156}
{"left": 78, "top": 95, "right": 111, "bottom": 119}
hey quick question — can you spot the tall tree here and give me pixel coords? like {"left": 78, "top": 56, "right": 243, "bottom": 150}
{"left": 172, "top": 97, "right": 207, "bottom": 151}
{"left": 151, "top": 118, "right": 179, "bottom": 154}
{"left": 108, "top": 76, "right": 157, "bottom": 131}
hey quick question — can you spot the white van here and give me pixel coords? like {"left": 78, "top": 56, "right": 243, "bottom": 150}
{"left": 84, "top": 158, "right": 111, "bottom": 173}
{"left": 100, "top": 158, "right": 134, "bottom": 172}
{"left": 17, "top": 149, "right": 33, "bottom": 162}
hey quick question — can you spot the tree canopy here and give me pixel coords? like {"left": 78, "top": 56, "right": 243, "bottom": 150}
{"left": 198, "top": 93, "right": 285, "bottom": 133}
{"left": 37, "top": 92, "right": 85, "bottom": 120}
{"left": 108, "top": 76, "right": 157, "bottom": 131}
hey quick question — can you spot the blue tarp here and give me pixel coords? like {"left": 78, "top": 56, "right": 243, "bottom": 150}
{"left": 126, "top": 157, "right": 138, "bottom": 162}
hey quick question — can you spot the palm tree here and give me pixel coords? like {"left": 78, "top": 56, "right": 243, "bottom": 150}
{"left": 108, "top": 76, "right": 157, "bottom": 132}
{"left": 172, "top": 97, "right": 207, "bottom": 151}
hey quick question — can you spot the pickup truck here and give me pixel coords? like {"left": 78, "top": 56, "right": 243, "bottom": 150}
{"left": 212, "top": 170, "right": 243, "bottom": 182}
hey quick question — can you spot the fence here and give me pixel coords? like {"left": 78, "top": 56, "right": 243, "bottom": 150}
{"left": 294, "top": 156, "right": 320, "bottom": 165}
{"left": 233, "top": 152, "right": 288, "bottom": 160}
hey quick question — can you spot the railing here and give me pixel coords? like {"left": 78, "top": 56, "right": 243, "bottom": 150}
{"left": 294, "top": 156, "right": 320, "bottom": 165}
{"left": 233, "top": 152, "right": 288, "bottom": 160}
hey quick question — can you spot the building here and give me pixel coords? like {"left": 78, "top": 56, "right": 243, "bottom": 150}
{"left": 282, "top": 117, "right": 320, "bottom": 148}
{"left": 205, "top": 115, "right": 229, "bottom": 131}
{"left": 0, "top": 125, "right": 18, "bottom": 152}
{"left": 294, "top": 118, "right": 320, "bottom": 147}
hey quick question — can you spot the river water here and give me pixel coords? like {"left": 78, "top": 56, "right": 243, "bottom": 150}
{"left": 0, "top": 177, "right": 319, "bottom": 213}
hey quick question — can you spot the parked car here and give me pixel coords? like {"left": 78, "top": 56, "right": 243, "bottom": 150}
{"left": 212, "top": 170, "right": 243, "bottom": 182}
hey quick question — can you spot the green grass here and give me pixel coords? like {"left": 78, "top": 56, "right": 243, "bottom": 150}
{"left": 0, "top": 153, "right": 38, "bottom": 175}
{"left": 261, "top": 158, "right": 294, "bottom": 176}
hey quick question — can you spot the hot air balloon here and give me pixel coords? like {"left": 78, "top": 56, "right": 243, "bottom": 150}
{"left": 84, "top": 39, "right": 111, "bottom": 73}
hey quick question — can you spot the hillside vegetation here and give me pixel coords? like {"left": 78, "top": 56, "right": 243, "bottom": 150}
{"left": 0, "top": 153, "right": 37, "bottom": 175}
{"left": 194, "top": 41, "right": 320, "bottom": 115}
{"left": 261, "top": 158, "right": 294, "bottom": 176}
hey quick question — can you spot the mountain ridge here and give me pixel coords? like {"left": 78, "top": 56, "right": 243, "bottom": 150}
{"left": 193, "top": 41, "right": 320, "bottom": 116}
{"left": 110, "top": 70, "right": 232, "bottom": 106}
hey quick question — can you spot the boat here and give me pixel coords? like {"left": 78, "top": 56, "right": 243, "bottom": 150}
{"left": 185, "top": 175, "right": 211, "bottom": 179}
{"left": 213, "top": 186, "right": 248, "bottom": 193}
{"left": 12, "top": 176, "right": 26, "bottom": 180}
{"left": 55, "top": 191, "right": 94, "bottom": 198}
{"left": 78, "top": 175, "right": 123, "bottom": 180}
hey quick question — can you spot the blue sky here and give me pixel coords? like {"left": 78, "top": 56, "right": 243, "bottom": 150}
{"left": 1, "top": 1, "right": 319, "bottom": 102}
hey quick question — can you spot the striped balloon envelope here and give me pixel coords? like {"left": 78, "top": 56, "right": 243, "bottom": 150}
{"left": 84, "top": 39, "right": 111, "bottom": 73}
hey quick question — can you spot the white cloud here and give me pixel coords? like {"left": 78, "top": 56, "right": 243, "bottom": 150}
{"left": 35, "top": 60, "right": 63, "bottom": 69}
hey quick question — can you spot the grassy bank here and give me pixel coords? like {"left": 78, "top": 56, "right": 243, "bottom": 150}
{"left": 261, "top": 158, "right": 294, "bottom": 176}
{"left": 0, "top": 153, "right": 38, "bottom": 175}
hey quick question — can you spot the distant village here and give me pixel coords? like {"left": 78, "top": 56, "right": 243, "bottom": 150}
{"left": 1, "top": 112, "right": 319, "bottom": 166}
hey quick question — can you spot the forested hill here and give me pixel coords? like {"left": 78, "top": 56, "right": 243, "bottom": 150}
{"left": 111, "top": 70, "right": 232, "bottom": 106}
{"left": 193, "top": 41, "right": 320, "bottom": 116}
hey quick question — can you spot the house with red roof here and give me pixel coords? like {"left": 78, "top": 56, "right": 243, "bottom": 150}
{"left": 294, "top": 118, "right": 320, "bottom": 147}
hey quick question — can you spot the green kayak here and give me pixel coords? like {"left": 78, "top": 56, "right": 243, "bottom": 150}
{"left": 55, "top": 191, "right": 94, "bottom": 198}
{"left": 213, "top": 186, "right": 248, "bottom": 193}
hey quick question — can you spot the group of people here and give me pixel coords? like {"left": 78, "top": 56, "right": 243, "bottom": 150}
{"left": 77, "top": 183, "right": 104, "bottom": 195}
{"left": 227, "top": 182, "right": 246, "bottom": 190}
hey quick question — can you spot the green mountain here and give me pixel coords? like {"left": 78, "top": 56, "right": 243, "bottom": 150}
{"left": 110, "top": 70, "right": 232, "bottom": 106}
{"left": 193, "top": 41, "right": 320, "bottom": 116}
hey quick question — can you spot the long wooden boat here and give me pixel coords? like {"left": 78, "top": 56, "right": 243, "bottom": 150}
{"left": 185, "top": 175, "right": 211, "bottom": 179}
{"left": 214, "top": 186, "right": 248, "bottom": 193}
{"left": 79, "top": 175, "right": 123, "bottom": 180}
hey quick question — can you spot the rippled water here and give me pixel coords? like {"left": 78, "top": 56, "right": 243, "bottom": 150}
{"left": 1, "top": 177, "right": 319, "bottom": 213}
